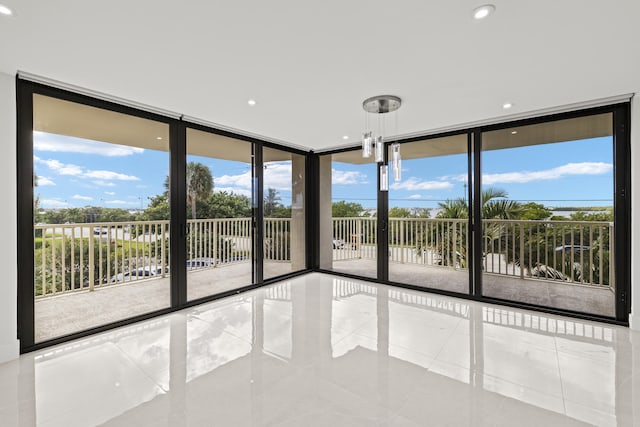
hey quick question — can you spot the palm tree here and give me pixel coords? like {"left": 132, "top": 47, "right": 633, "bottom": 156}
{"left": 435, "top": 188, "right": 521, "bottom": 220}
{"left": 481, "top": 188, "right": 521, "bottom": 219}
{"left": 427, "top": 188, "right": 521, "bottom": 267}
{"left": 186, "top": 162, "right": 213, "bottom": 219}
{"left": 264, "top": 188, "right": 282, "bottom": 217}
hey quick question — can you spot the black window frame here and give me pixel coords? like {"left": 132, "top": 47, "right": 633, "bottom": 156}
{"left": 16, "top": 78, "right": 630, "bottom": 354}
{"left": 16, "top": 79, "right": 313, "bottom": 353}
{"left": 315, "top": 103, "right": 631, "bottom": 325}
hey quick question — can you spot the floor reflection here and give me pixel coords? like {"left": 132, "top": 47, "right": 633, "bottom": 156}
{"left": 2, "top": 273, "right": 639, "bottom": 426}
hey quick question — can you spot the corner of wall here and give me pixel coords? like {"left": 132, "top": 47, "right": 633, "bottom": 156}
{"left": 630, "top": 91, "right": 640, "bottom": 331}
{"left": 0, "top": 71, "right": 19, "bottom": 361}
{"left": 0, "top": 339, "right": 20, "bottom": 364}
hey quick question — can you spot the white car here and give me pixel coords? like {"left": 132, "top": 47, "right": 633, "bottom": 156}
{"left": 186, "top": 258, "right": 215, "bottom": 269}
{"left": 110, "top": 265, "right": 169, "bottom": 283}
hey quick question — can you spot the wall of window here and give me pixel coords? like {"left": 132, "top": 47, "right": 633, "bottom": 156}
{"left": 317, "top": 105, "right": 630, "bottom": 323}
{"left": 16, "top": 81, "right": 311, "bottom": 352}
{"left": 14, "top": 79, "right": 631, "bottom": 353}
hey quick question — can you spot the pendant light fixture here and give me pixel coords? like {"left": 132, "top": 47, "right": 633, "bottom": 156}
{"left": 361, "top": 95, "right": 402, "bottom": 190}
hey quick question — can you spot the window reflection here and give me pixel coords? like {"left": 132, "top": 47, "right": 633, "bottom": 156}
{"left": 24, "top": 276, "right": 628, "bottom": 426}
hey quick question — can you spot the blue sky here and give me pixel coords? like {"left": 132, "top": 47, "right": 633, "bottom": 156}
{"left": 34, "top": 132, "right": 613, "bottom": 211}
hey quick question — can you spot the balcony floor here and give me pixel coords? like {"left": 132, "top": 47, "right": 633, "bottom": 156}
{"left": 332, "top": 259, "right": 615, "bottom": 318}
{"left": 35, "top": 259, "right": 615, "bottom": 343}
{"left": 35, "top": 261, "right": 293, "bottom": 343}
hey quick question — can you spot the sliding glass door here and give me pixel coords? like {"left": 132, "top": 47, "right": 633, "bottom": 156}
{"left": 387, "top": 134, "right": 470, "bottom": 294}
{"left": 318, "top": 150, "right": 378, "bottom": 279}
{"left": 31, "top": 93, "right": 172, "bottom": 343}
{"left": 262, "top": 147, "right": 306, "bottom": 280}
{"left": 185, "top": 128, "right": 255, "bottom": 301}
{"left": 18, "top": 81, "right": 313, "bottom": 352}
{"left": 318, "top": 107, "right": 627, "bottom": 322}
{"left": 479, "top": 113, "right": 618, "bottom": 317}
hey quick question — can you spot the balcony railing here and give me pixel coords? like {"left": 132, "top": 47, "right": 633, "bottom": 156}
{"left": 34, "top": 217, "right": 614, "bottom": 298}
{"left": 34, "top": 218, "right": 289, "bottom": 298}
{"left": 332, "top": 217, "right": 614, "bottom": 290}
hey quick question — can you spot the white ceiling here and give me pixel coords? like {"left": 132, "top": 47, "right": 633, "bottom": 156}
{"left": 1, "top": 0, "right": 638, "bottom": 152}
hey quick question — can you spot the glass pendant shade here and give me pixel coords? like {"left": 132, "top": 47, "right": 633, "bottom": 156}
{"left": 379, "top": 164, "right": 389, "bottom": 191}
{"left": 374, "top": 136, "right": 384, "bottom": 163}
{"left": 362, "top": 132, "right": 373, "bottom": 158}
{"left": 391, "top": 143, "right": 402, "bottom": 182}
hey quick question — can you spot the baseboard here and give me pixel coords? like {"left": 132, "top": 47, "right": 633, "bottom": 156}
{"left": 0, "top": 339, "right": 20, "bottom": 364}
{"left": 630, "top": 313, "right": 640, "bottom": 331}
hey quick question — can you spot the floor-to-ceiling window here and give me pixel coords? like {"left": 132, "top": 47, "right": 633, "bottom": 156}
{"left": 262, "top": 147, "right": 307, "bottom": 280}
{"left": 29, "top": 93, "right": 172, "bottom": 343}
{"left": 318, "top": 150, "right": 378, "bottom": 279}
{"left": 479, "top": 113, "right": 618, "bottom": 317}
{"left": 185, "top": 128, "right": 255, "bottom": 301}
{"left": 387, "top": 134, "right": 470, "bottom": 294}
{"left": 17, "top": 81, "right": 312, "bottom": 352}
{"left": 318, "top": 105, "right": 629, "bottom": 322}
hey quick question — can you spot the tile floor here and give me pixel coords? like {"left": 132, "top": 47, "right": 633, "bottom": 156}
{"left": 2, "top": 272, "right": 639, "bottom": 426}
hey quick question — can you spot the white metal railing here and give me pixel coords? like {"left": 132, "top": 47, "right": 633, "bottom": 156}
{"left": 263, "top": 218, "right": 291, "bottom": 262}
{"left": 35, "top": 220, "right": 170, "bottom": 298}
{"left": 33, "top": 216, "right": 614, "bottom": 298}
{"left": 331, "top": 217, "right": 614, "bottom": 289}
{"left": 388, "top": 218, "right": 468, "bottom": 268}
{"left": 481, "top": 219, "right": 614, "bottom": 289}
{"left": 34, "top": 217, "right": 292, "bottom": 298}
{"left": 331, "top": 217, "right": 377, "bottom": 261}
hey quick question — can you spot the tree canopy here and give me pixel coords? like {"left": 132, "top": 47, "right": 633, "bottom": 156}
{"left": 332, "top": 200, "right": 364, "bottom": 217}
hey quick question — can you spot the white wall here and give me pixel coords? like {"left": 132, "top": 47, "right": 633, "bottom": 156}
{"left": 630, "top": 94, "right": 640, "bottom": 330}
{"left": 0, "top": 71, "right": 19, "bottom": 363}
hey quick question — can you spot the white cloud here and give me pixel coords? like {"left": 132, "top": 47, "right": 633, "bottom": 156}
{"left": 215, "top": 162, "right": 294, "bottom": 192}
{"left": 216, "top": 170, "right": 253, "bottom": 189}
{"left": 93, "top": 181, "right": 116, "bottom": 187}
{"left": 35, "top": 157, "right": 83, "bottom": 176}
{"left": 41, "top": 199, "right": 67, "bottom": 208}
{"left": 34, "top": 131, "right": 145, "bottom": 156}
{"left": 37, "top": 176, "right": 56, "bottom": 186}
{"left": 72, "top": 194, "right": 93, "bottom": 201}
{"left": 264, "top": 162, "right": 294, "bottom": 191}
{"left": 105, "top": 200, "right": 134, "bottom": 205}
{"left": 482, "top": 162, "right": 612, "bottom": 185}
{"left": 408, "top": 194, "right": 422, "bottom": 199}
{"left": 84, "top": 170, "right": 140, "bottom": 181}
{"left": 391, "top": 177, "right": 454, "bottom": 191}
{"left": 332, "top": 169, "right": 368, "bottom": 185}
{"left": 35, "top": 156, "right": 141, "bottom": 182}
{"left": 214, "top": 187, "right": 252, "bottom": 197}
{"left": 104, "top": 191, "right": 116, "bottom": 195}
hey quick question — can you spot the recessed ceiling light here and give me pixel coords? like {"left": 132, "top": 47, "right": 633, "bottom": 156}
{"left": 156, "top": 136, "right": 163, "bottom": 140}
{"left": 247, "top": 99, "right": 257, "bottom": 106}
{"left": 473, "top": 4, "right": 495, "bottom": 20}
{"left": 0, "top": 4, "right": 13, "bottom": 15}
{"left": 511, "top": 131, "right": 518, "bottom": 135}
{"left": 502, "top": 102, "right": 513, "bottom": 109}
{"left": 342, "top": 135, "right": 349, "bottom": 140}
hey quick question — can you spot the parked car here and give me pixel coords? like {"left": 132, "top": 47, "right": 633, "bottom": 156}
{"left": 93, "top": 226, "right": 108, "bottom": 235}
{"left": 110, "top": 265, "right": 169, "bottom": 283}
{"left": 333, "top": 239, "right": 345, "bottom": 249}
{"left": 555, "top": 245, "right": 590, "bottom": 253}
{"left": 186, "top": 258, "right": 215, "bottom": 269}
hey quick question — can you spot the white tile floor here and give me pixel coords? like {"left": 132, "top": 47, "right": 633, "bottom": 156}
{"left": 1, "top": 272, "right": 639, "bottom": 426}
